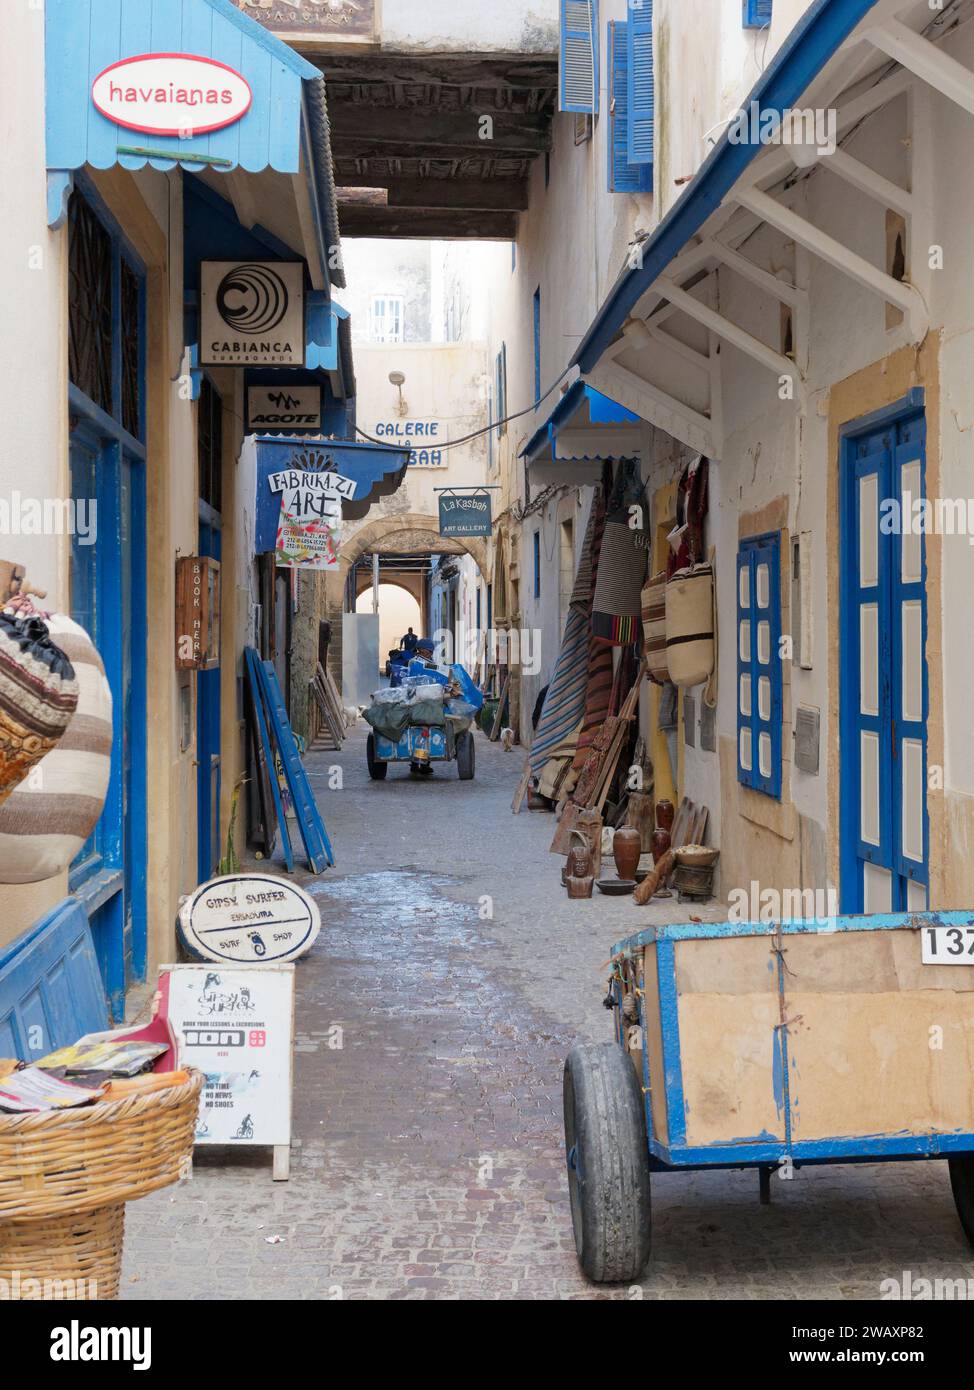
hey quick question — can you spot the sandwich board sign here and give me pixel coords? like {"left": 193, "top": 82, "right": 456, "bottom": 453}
{"left": 176, "top": 873, "right": 321, "bottom": 964}
{"left": 160, "top": 963, "right": 295, "bottom": 1181}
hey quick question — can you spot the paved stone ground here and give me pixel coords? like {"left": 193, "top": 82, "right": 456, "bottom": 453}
{"left": 121, "top": 726, "right": 974, "bottom": 1300}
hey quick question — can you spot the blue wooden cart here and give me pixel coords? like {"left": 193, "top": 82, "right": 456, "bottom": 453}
{"left": 563, "top": 910, "right": 974, "bottom": 1281}
{"left": 367, "top": 719, "right": 475, "bottom": 780}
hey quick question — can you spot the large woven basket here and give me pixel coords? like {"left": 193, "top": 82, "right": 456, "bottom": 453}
{"left": 0, "top": 1070, "right": 202, "bottom": 1223}
{"left": 0, "top": 1203, "right": 124, "bottom": 1300}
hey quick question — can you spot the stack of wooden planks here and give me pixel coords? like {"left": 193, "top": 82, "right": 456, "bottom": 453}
{"left": 309, "top": 662, "right": 347, "bottom": 751}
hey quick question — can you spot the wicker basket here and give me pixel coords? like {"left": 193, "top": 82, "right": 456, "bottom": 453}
{"left": 0, "top": 1070, "right": 202, "bottom": 1222}
{"left": 0, "top": 1203, "right": 124, "bottom": 1299}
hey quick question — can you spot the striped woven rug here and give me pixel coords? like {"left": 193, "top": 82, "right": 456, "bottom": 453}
{"left": 529, "top": 605, "right": 589, "bottom": 777}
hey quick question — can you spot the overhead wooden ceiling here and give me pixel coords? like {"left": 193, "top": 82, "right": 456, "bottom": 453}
{"left": 310, "top": 54, "right": 558, "bottom": 239}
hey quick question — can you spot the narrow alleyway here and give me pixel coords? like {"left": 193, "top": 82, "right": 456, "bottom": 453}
{"left": 122, "top": 729, "right": 974, "bottom": 1300}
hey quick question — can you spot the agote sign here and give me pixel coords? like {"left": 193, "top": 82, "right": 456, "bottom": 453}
{"left": 91, "top": 54, "right": 253, "bottom": 137}
{"left": 201, "top": 261, "right": 305, "bottom": 366}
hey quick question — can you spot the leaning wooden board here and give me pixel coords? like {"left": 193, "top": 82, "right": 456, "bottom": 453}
{"left": 615, "top": 914, "right": 974, "bottom": 1154}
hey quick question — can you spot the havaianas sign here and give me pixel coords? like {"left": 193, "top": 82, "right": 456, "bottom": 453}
{"left": 91, "top": 53, "right": 253, "bottom": 137}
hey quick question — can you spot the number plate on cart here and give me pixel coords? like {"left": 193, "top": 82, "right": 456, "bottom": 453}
{"left": 921, "top": 924, "right": 974, "bottom": 964}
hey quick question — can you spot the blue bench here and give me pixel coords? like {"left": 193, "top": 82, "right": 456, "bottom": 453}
{"left": 0, "top": 898, "right": 109, "bottom": 1061}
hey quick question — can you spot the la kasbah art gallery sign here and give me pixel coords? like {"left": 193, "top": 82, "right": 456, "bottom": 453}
{"left": 231, "top": 0, "right": 377, "bottom": 41}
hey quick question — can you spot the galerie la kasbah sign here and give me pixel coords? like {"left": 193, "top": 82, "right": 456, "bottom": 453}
{"left": 91, "top": 53, "right": 253, "bottom": 137}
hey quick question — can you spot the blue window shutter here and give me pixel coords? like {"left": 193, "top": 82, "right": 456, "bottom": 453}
{"left": 560, "top": 0, "right": 599, "bottom": 115}
{"left": 737, "top": 534, "right": 783, "bottom": 799}
{"left": 743, "top": 0, "right": 773, "bottom": 28}
{"left": 626, "top": 1, "right": 654, "bottom": 165}
{"left": 609, "top": 21, "right": 652, "bottom": 193}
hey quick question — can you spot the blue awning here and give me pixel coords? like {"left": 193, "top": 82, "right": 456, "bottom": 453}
{"left": 181, "top": 177, "right": 355, "bottom": 416}
{"left": 573, "top": 0, "right": 880, "bottom": 373}
{"left": 521, "top": 382, "right": 642, "bottom": 480}
{"left": 45, "top": 0, "right": 343, "bottom": 289}
{"left": 255, "top": 438, "right": 411, "bottom": 552}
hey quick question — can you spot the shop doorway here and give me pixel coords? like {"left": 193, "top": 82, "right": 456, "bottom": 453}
{"left": 197, "top": 378, "right": 223, "bottom": 883}
{"left": 839, "top": 395, "right": 928, "bottom": 914}
{"left": 67, "top": 185, "right": 148, "bottom": 1019}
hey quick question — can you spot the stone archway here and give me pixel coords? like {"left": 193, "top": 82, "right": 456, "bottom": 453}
{"left": 339, "top": 511, "right": 489, "bottom": 584}
{"left": 324, "top": 512, "right": 490, "bottom": 689}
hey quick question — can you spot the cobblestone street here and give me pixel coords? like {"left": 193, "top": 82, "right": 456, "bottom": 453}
{"left": 121, "top": 728, "right": 974, "bottom": 1300}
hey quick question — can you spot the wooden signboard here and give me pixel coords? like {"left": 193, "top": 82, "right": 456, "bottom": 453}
{"left": 175, "top": 555, "right": 221, "bottom": 670}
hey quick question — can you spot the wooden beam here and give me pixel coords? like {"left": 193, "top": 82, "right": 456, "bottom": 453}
{"left": 337, "top": 175, "right": 529, "bottom": 211}
{"left": 311, "top": 55, "right": 558, "bottom": 90}
{"left": 336, "top": 187, "right": 389, "bottom": 206}
{"left": 328, "top": 102, "right": 552, "bottom": 154}
{"left": 337, "top": 206, "right": 518, "bottom": 240}
{"left": 866, "top": 17, "right": 974, "bottom": 118}
{"left": 733, "top": 184, "right": 928, "bottom": 341}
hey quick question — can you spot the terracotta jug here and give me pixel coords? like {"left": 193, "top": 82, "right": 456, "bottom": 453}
{"left": 613, "top": 825, "right": 641, "bottom": 881}
{"left": 656, "top": 799, "right": 675, "bottom": 833}
{"left": 651, "top": 826, "right": 672, "bottom": 864}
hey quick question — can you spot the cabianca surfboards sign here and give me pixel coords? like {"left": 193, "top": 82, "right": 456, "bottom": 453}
{"left": 177, "top": 873, "right": 321, "bottom": 965}
{"left": 91, "top": 53, "right": 253, "bottom": 137}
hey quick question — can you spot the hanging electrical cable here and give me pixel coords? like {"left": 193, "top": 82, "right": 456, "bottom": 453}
{"left": 354, "top": 363, "right": 575, "bottom": 452}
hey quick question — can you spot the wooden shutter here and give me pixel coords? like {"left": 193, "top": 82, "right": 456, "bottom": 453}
{"left": 608, "top": 21, "right": 652, "bottom": 193}
{"left": 626, "top": 0, "right": 654, "bottom": 166}
{"left": 560, "top": 0, "right": 599, "bottom": 115}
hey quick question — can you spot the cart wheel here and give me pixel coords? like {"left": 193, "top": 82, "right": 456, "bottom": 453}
{"left": 456, "top": 730, "right": 475, "bottom": 780}
{"left": 563, "top": 1042, "right": 652, "bottom": 1283}
{"left": 949, "top": 1155, "right": 974, "bottom": 1246}
{"left": 366, "top": 734, "right": 387, "bottom": 780}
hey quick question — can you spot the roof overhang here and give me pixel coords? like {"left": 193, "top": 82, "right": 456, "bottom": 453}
{"left": 254, "top": 437, "right": 411, "bottom": 553}
{"left": 572, "top": 0, "right": 963, "bottom": 460}
{"left": 45, "top": 0, "right": 343, "bottom": 291}
{"left": 521, "top": 381, "right": 642, "bottom": 485}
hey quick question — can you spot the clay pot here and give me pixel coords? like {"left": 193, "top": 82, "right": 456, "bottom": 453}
{"left": 566, "top": 874, "right": 595, "bottom": 900}
{"left": 612, "top": 826, "right": 642, "bottom": 881}
{"left": 656, "top": 799, "right": 675, "bottom": 833}
{"left": 651, "top": 826, "right": 672, "bottom": 864}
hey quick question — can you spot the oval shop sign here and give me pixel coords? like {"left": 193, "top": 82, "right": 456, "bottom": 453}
{"left": 177, "top": 873, "right": 320, "bottom": 965}
{"left": 91, "top": 53, "right": 253, "bottom": 138}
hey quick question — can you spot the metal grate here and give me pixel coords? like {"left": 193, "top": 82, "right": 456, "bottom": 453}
{"left": 68, "top": 192, "right": 112, "bottom": 416}
{"left": 120, "top": 257, "right": 142, "bottom": 440}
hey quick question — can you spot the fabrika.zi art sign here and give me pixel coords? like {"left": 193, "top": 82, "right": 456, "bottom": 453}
{"left": 91, "top": 53, "right": 252, "bottom": 136}
{"left": 270, "top": 462, "right": 356, "bottom": 570}
{"left": 201, "top": 261, "right": 305, "bottom": 367}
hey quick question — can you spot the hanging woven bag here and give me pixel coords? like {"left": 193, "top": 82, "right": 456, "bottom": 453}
{"left": 0, "top": 613, "right": 79, "bottom": 808}
{"left": 0, "top": 614, "right": 111, "bottom": 883}
{"left": 664, "top": 563, "right": 715, "bottom": 687}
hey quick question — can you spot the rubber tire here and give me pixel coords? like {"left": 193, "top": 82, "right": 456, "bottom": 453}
{"left": 949, "top": 1155, "right": 974, "bottom": 1246}
{"left": 366, "top": 734, "right": 387, "bottom": 780}
{"left": 563, "top": 1042, "right": 652, "bottom": 1283}
{"left": 456, "top": 729, "right": 475, "bottom": 780}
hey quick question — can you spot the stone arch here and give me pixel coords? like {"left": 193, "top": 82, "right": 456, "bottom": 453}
{"left": 339, "top": 512, "right": 490, "bottom": 585}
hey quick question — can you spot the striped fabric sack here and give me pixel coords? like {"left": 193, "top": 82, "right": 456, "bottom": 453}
{"left": 0, "top": 613, "right": 79, "bottom": 807}
{"left": 591, "top": 502, "right": 649, "bottom": 646}
{"left": 642, "top": 571, "right": 669, "bottom": 685}
{"left": 0, "top": 614, "right": 112, "bottom": 884}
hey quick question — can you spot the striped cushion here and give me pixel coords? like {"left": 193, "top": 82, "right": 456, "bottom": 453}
{"left": 642, "top": 571, "right": 669, "bottom": 685}
{"left": 0, "top": 615, "right": 112, "bottom": 884}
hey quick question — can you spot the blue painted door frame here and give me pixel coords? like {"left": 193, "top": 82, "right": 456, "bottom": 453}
{"left": 839, "top": 391, "right": 928, "bottom": 915}
{"left": 197, "top": 510, "right": 222, "bottom": 883}
{"left": 67, "top": 179, "right": 148, "bottom": 1019}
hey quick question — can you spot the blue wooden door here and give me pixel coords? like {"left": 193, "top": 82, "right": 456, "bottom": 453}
{"left": 69, "top": 427, "right": 147, "bottom": 1017}
{"left": 197, "top": 517, "right": 222, "bottom": 882}
{"left": 840, "top": 403, "right": 928, "bottom": 913}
